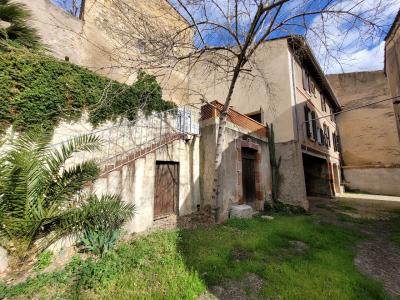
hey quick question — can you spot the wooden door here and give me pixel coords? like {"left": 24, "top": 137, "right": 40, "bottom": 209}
{"left": 154, "top": 162, "right": 179, "bottom": 219}
{"left": 242, "top": 148, "right": 257, "bottom": 203}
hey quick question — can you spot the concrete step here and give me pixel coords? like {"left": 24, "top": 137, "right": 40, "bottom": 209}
{"left": 230, "top": 204, "right": 254, "bottom": 219}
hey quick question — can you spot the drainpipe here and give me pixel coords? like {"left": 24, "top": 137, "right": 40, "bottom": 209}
{"left": 290, "top": 53, "right": 300, "bottom": 142}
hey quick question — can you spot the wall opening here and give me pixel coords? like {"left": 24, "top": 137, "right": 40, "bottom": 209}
{"left": 241, "top": 147, "right": 257, "bottom": 204}
{"left": 154, "top": 161, "right": 179, "bottom": 219}
{"left": 302, "top": 153, "right": 331, "bottom": 197}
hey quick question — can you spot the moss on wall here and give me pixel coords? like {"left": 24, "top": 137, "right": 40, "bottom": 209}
{"left": 0, "top": 47, "right": 175, "bottom": 134}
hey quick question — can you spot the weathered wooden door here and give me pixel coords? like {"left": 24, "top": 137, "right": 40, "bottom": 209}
{"left": 242, "top": 148, "right": 257, "bottom": 203}
{"left": 154, "top": 162, "right": 179, "bottom": 219}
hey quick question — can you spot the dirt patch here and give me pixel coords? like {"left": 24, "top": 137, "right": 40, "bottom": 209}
{"left": 289, "top": 240, "right": 309, "bottom": 253}
{"left": 205, "top": 273, "right": 264, "bottom": 300}
{"left": 355, "top": 238, "right": 400, "bottom": 297}
{"left": 230, "top": 247, "right": 253, "bottom": 262}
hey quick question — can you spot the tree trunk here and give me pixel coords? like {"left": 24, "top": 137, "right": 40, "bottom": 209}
{"left": 211, "top": 63, "right": 242, "bottom": 222}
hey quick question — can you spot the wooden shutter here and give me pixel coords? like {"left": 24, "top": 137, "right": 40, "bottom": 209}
{"left": 327, "top": 127, "right": 331, "bottom": 147}
{"left": 304, "top": 105, "right": 311, "bottom": 138}
{"left": 302, "top": 69, "right": 309, "bottom": 92}
{"left": 320, "top": 128, "right": 325, "bottom": 145}
{"left": 311, "top": 111, "right": 317, "bottom": 140}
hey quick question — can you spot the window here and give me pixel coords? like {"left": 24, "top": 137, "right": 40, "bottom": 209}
{"left": 333, "top": 133, "right": 340, "bottom": 152}
{"left": 246, "top": 109, "right": 263, "bottom": 123}
{"left": 302, "top": 68, "right": 315, "bottom": 95}
{"left": 320, "top": 94, "right": 327, "bottom": 112}
{"left": 302, "top": 68, "right": 310, "bottom": 92}
{"left": 319, "top": 128, "right": 325, "bottom": 145}
{"left": 323, "top": 125, "right": 331, "bottom": 148}
{"left": 304, "top": 105, "right": 312, "bottom": 139}
{"left": 311, "top": 111, "right": 317, "bottom": 140}
{"left": 316, "top": 127, "right": 322, "bottom": 144}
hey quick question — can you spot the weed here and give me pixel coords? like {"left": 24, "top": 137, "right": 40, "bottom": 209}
{"left": 34, "top": 251, "right": 53, "bottom": 272}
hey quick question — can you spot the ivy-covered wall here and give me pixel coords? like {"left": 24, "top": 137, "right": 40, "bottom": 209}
{"left": 0, "top": 47, "right": 176, "bottom": 134}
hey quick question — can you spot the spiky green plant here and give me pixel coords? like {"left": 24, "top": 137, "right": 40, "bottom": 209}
{"left": 0, "top": 0, "right": 41, "bottom": 49}
{"left": 268, "top": 124, "right": 281, "bottom": 207}
{"left": 0, "top": 133, "right": 135, "bottom": 259}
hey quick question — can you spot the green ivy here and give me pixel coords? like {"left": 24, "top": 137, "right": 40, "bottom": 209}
{"left": 0, "top": 47, "right": 176, "bottom": 134}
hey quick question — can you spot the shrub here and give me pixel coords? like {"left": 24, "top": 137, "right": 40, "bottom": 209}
{"left": 0, "top": 47, "right": 176, "bottom": 134}
{"left": 0, "top": 133, "right": 135, "bottom": 259}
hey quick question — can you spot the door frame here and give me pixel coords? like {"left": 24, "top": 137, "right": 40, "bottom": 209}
{"left": 154, "top": 161, "right": 180, "bottom": 220}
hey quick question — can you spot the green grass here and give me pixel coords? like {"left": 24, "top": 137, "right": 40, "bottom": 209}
{"left": 0, "top": 215, "right": 390, "bottom": 299}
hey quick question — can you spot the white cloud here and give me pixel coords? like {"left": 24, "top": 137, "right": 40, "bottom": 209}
{"left": 307, "top": 0, "right": 400, "bottom": 74}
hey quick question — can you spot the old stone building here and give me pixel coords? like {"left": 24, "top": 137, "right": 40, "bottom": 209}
{"left": 18, "top": 0, "right": 191, "bottom": 104}
{"left": 327, "top": 71, "right": 400, "bottom": 196}
{"left": 385, "top": 10, "right": 400, "bottom": 140}
{"left": 189, "top": 36, "right": 343, "bottom": 210}
{"left": 12, "top": 0, "right": 270, "bottom": 230}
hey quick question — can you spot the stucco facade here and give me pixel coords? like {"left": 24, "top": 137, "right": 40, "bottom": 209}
{"left": 327, "top": 71, "right": 400, "bottom": 196}
{"left": 190, "top": 37, "right": 342, "bottom": 208}
{"left": 200, "top": 102, "right": 270, "bottom": 221}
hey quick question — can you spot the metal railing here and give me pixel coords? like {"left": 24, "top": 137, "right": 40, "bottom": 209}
{"left": 55, "top": 105, "right": 200, "bottom": 172}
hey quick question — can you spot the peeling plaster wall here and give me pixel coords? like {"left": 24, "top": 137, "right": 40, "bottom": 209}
{"left": 90, "top": 138, "right": 200, "bottom": 233}
{"left": 200, "top": 119, "right": 270, "bottom": 221}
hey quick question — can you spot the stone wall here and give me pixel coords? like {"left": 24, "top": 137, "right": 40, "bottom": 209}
{"left": 343, "top": 167, "right": 400, "bottom": 196}
{"left": 385, "top": 14, "right": 400, "bottom": 140}
{"left": 275, "top": 141, "right": 308, "bottom": 210}
{"left": 18, "top": 0, "right": 191, "bottom": 104}
{"left": 327, "top": 71, "right": 400, "bottom": 196}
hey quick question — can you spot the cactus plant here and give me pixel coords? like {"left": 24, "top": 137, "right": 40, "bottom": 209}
{"left": 268, "top": 124, "right": 281, "bottom": 207}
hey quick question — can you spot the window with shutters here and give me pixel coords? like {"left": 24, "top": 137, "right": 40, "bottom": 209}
{"left": 302, "top": 68, "right": 309, "bottom": 92}
{"left": 302, "top": 68, "right": 314, "bottom": 95}
{"left": 323, "top": 125, "right": 331, "bottom": 148}
{"left": 311, "top": 111, "right": 317, "bottom": 140}
{"left": 316, "top": 127, "right": 322, "bottom": 144}
{"left": 333, "top": 133, "right": 338, "bottom": 151}
{"left": 321, "top": 94, "right": 327, "bottom": 112}
{"left": 320, "top": 128, "right": 325, "bottom": 145}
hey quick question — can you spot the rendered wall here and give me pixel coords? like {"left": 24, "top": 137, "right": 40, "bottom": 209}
{"left": 189, "top": 39, "right": 295, "bottom": 143}
{"left": 343, "top": 167, "right": 400, "bottom": 196}
{"left": 200, "top": 119, "right": 270, "bottom": 221}
{"left": 91, "top": 137, "right": 201, "bottom": 233}
{"left": 276, "top": 141, "right": 308, "bottom": 209}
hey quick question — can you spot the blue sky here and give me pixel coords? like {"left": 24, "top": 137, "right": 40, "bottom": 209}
{"left": 170, "top": 0, "right": 400, "bottom": 74}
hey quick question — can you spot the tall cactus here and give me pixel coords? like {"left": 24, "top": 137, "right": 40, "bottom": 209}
{"left": 268, "top": 124, "right": 281, "bottom": 207}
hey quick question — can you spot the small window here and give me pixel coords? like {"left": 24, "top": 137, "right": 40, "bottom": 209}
{"left": 246, "top": 110, "right": 263, "bottom": 123}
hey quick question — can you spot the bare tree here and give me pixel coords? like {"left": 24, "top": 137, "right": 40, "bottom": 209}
{"left": 93, "top": 0, "right": 392, "bottom": 219}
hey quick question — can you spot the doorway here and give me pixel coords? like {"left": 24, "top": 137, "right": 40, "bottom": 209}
{"left": 242, "top": 147, "right": 257, "bottom": 203}
{"left": 154, "top": 161, "right": 179, "bottom": 219}
{"left": 302, "top": 153, "right": 331, "bottom": 197}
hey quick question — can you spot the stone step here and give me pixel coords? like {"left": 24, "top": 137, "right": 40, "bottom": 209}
{"left": 230, "top": 204, "right": 254, "bottom": 219}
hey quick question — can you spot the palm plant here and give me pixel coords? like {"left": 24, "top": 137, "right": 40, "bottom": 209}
{"left": 0, "top": 133, "right": 135, "bottom": 259}
{"left": 0, "top": 0, "right": 41, "bottom": 49}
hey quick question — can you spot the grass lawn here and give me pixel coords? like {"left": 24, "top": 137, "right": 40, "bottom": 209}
{"left": 0, "top": 215, "right": 390, "bottom": 299}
